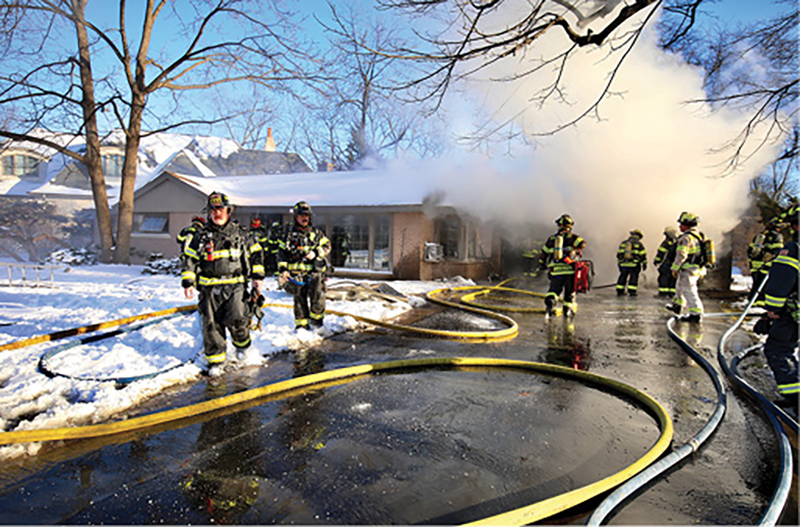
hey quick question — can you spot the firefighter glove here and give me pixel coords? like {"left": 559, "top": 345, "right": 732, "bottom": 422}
{"left": 753, "top": 316, "right": 772, "bottom": 335}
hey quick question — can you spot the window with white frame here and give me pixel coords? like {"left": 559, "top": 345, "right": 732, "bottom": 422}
{"left": 102, "top": 153, "right": 123, "bottom": 180}
{"left": 132, "top": 213, "right": 169, "bottom": 234}
{"left": 1, "top": 154, "right": 40, "bottom": 177}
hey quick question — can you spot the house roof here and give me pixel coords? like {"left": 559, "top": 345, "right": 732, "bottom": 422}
{"left": 1, "top": 130, "right": 313, "bottom": 202}
{"left": 139, "top": 169, "right": 448, "bottom": 210}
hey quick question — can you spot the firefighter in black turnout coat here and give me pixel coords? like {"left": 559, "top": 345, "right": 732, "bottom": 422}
{"left": 755, "top": 203, "right": 799, "bottom": 411}
{"left": 615, "top": 229, "right": 647, "bottom": 296}
{"left": 747, "top": 217, "right": 785, "bottom": 305}
{"left": 538, "top": 214, "right": 587, "bottom": 317}
{"left": 653, "top": 226, "right": 678, "bottom": 297}
{"left": 181, "top": 192, "right": 265, "bottom": 374}
{"left": 278, "top": 201, "right": 331, "bottom": 330}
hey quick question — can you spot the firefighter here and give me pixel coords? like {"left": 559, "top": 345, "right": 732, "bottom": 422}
{"left": 615, "top": 229, "right": 647, "bottom": 296}
{"left": 747, "top": 217, "right": 784, "bottom": 306}
{"left": 667, "top": 211, "right": 707, "bottom": 322}
{"left": 537, "top": 214, "right": 587, "bottom": 317}
{"left": 176, "top": 216, "right": 205, "bottom": 260}
{"left": 330, "top": 225, "right": 351, "bottom": 268}
{"left": 181, "top": 191, "right": 265, "bottom": 375}
{"left": 653, "top": 226, "right": 678, "bottom": 297}
{"left": 265, "top": 220, "right": 285, "bottom": 278}
{"left": 249, "top": 217, "right": 269, "bottom": 245}
{"left": 754, "top": 203, "right": 798, "bottom": 413}
{"left": 278, "top": 201, "right": 331, "bottom": 330}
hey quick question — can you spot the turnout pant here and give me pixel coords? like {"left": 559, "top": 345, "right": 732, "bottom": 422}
{"left": 285, "top": 272, "right": 327, "bottom": 328}
{"left": 616, "top": 265, "right": 641, "bottom": 295}
{"left": 545, "top": 273, "right": 576, "bottom": 312}
{"left": 673, "top": 269, "right": 704, "bottom": 317}
{"left": 764, "top": 313, "right": 799, "bottom": 397}
{"left": 198, "top": 283, "right": 251, "bottom": 364}
{"left": 657, "top": 265, "right": 676, "bottom": 296}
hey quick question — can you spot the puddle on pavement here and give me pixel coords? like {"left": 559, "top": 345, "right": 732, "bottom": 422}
{"left": 0, "top": 365, "right": 661, "bottom": 524}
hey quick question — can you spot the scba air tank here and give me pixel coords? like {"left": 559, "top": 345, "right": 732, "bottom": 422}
{"left": 624, "top": 241, "right": 633, "bottom": 260}
{"left": 554, "top": 235, "right": 564, "bottom": 261}
{"left": 705, "top": 238, "right": 716, "bottom": 267}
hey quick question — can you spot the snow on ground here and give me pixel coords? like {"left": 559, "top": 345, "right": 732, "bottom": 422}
{"left": 0, "top": 263, "right": 470, "bottom": 458}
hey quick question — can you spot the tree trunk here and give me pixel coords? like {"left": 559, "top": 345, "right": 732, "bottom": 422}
{"left": 113, "top": 93, "right": 146, "bottom": 265}
{"left": 71, "top": 0, "right": 114, "bottom": 263}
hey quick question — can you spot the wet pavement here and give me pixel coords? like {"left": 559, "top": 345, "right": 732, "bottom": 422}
{"left": 0, "top": 282, "right": 796, "bottom": 524}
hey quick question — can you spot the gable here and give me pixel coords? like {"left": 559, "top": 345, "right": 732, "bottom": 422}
{"left": 203, "top": 150, "right": 311, "bottom": 176}
{"left": 158, "top": 151, "right": 212, "bottom": 178}
{"left": 134, "top": 173, "right": 208, "bottom": 213}
{"left": 51, "top": 163, "right": 91, "bottom": 190}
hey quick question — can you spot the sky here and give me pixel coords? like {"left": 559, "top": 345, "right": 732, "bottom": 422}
{"left": 0, "top": 261, "right": 456, "bottom": 459}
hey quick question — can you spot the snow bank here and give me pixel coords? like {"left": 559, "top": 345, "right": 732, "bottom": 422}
{"left": 0, "top": 263, "right": 464, "bottom": 458}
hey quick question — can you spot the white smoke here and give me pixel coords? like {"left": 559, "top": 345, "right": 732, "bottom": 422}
{"left": 391, "top": 4, "right": 783, "bottom": 283}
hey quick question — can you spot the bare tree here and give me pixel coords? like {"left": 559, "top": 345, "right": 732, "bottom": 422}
{"left": 662, "top": 0, "right": 798, "bottom": 174}
{"left": 378, "top": 0, "right": 659, "bottom": 115}
{"left": 0, "top": 0, "right": 316, "bottom": 263}
{"left": 378, "top": 0, "right": 797, "bottom": 171}
{"left": 0, "top": 0, "right": 115, "bottom": 261}
{"left": 749, "top": 124, "right": 798, "bottom": 204}
{"left": 0, "top": 196, "right": 70, "bottom": 262}
{"left": 310, "top": 1, "right": 447, "bottom": 169}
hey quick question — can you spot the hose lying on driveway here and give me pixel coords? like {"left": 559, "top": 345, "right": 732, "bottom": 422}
{"left": 590, "top": 283, "right": 795, "bottom": 526}
{"left": 0, "top": 357, "right": 673, "bottom": 526}
{"left": 713, "top": 288, "right": 795, "bottom": 526}
{"left": 587, "top": 314, "right": 728, "bottom": 526}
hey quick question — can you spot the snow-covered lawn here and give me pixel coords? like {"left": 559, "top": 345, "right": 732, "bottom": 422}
{"left": 0, "top": 263, "right": 462, "bottom": 458}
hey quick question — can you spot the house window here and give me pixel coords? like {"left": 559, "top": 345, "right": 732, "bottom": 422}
{"left": 433, "top": 215, "right": 489, "bottom": 261}
{"left": 102, "top": 154, "right": 123, "bottom": 179}
{"left": 2, "top": 154, "right": 40, "bottom": 177}
{"left": 133, "top": 213, "right": 169, "bottom": 234}
{"left": 327, "top": 214, "right": 391, "bottom": 271}
{"left": 434, "top": 215, "right": 461, "bottom": 259}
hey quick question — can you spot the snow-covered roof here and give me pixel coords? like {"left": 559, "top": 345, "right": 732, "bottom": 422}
{"left": 0, "top": 177, "right": 49, "bottom": 198}
{"left": 29, "top": 182, "right": 108, "bottom": 199}
{"left": 0, "top": 129, "right": 311, "bottom": 202}
{"left": 164, "top": 169, "right": 446, "bottom": 209}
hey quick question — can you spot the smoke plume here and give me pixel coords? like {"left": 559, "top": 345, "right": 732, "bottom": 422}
{"left": 394, "top": 5, "right": 782, "bottom": 284}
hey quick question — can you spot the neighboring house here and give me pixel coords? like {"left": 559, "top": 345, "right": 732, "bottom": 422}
{"left": 132, "top": 170, "right": 500, "bottom": 281}
{"left": 0, "top": 128, "right": 312, "bottom": 255}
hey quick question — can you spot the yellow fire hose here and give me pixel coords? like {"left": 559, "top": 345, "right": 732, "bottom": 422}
{"left": 458, "top": 286, "right": 549, "bottom": 313}
{"left": 1, "top": 287, "right": 518, "bottom": 357}
{"left": 0, "top": 304, "right": 197, "bottom": 353}
{"left": 0, "top": 357, "right": 673, "bottom": 525}
{"left": 260, "top": 286, "right": 520, "bottom": 340}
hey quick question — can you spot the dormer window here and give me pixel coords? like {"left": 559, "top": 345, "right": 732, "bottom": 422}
{"left": 2, "top": 154, "right": 40, "bottom": 177}
{"left": 102, "top": 153, "right": 123, "bottom": 180}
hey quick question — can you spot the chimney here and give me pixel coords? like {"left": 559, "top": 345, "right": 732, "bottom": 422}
{"left": 264, "top": 127, "right": 276, "bottom": 152}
